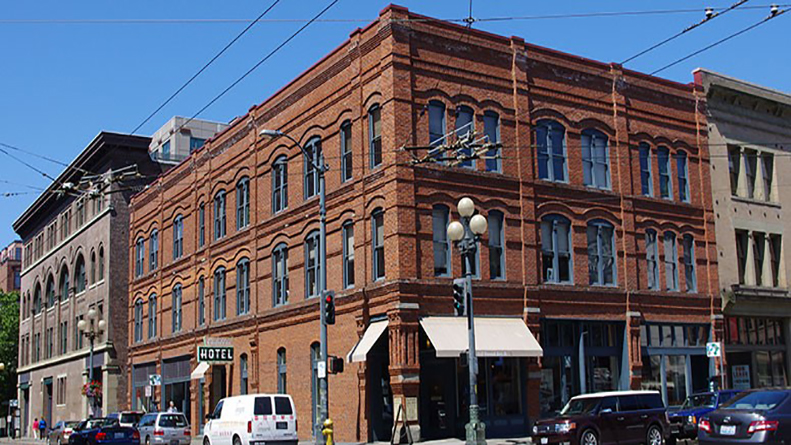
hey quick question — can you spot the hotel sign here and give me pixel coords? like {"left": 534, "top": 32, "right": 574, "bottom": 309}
{"left": 198, "top": 346, "right": 234, "bottom": 363}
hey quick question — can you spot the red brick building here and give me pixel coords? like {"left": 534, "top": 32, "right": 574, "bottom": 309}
{"left": 0, "top": 240, "right": 22, "bottom": 293}
{"left": 127, "top": 5, "right": 719, "bottom": 441}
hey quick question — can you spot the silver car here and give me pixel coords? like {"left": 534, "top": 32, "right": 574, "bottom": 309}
{"left": 136, "top": 413, "right": 190, "bottom": 445}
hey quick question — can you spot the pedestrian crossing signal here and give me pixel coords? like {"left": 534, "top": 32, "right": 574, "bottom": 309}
{"left": 452, "top": 278, "right": 467, "bottom": 317}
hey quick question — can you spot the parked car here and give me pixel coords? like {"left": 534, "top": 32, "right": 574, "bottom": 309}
{"left": 531, "top": 390, "right": 669, "bottom": 445}
{"left": 668, "top": 390, "right": 741, "bottom": 442}
{"left": 107, "top": 412, "right": 145, "bottom": 429}
{"left": 68, "top": 418, "right": 140, "bottom": 445}
{"left": 136, "top": 412, "right": 190, "bottom": 445}
{"left": 699, "top": 388, "right": 791, "bottom": 444}
{"left": 204, "top": 394, "right": 298, "bottom": 445}
{"left": 49, "top": 421, "right": 81, "bottom": 445}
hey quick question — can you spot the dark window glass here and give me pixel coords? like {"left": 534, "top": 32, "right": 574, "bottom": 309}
{"left": 274, "top": 397, "right": 293, "bottom": 415}
{"left": 254, "top": 397, "right": 272, "bottom": 415}
{"left": 369, "top": 105, "right": 382, "bottom": 168}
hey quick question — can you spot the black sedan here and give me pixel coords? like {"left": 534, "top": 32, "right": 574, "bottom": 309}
{"left": 68, "top": 418, "right": 140, "bottom": 445}
{"left": 699, "top": 389, "right": 791, "bottom": 444}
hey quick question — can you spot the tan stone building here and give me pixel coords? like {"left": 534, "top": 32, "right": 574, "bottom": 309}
{"left": 695, "top": 69, "right": 791, "bottom": 389}
{"left": 0, "top": 240, "right": 22, "bottom": 293}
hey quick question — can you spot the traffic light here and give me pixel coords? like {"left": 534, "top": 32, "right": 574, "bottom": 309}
{"left": 452, "top": 278, "right": 467, "bottom": 316}
{"left": 327, "top": 356, "right": 344, "bottom": 374}
{"left": 323, "top": 290, "right": 336, "bottom": 325}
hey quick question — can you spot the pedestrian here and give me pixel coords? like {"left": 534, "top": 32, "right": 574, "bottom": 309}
{"left": 167, "top": 401, "right": 177, "bottom": 413}
{"left": 38, "top": 418, "right": 46, "bottom": 440}
{"left": 32, "top": 419, "right": 38, "bottom": 440}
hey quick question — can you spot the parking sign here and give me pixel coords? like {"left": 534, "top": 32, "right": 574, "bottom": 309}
{"left": 706, "top": 342, "right": 721, "bottom": 358}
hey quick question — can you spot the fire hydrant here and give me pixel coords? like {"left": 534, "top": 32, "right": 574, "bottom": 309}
{"left": 321, "top": 418, "right": 334, "bottom": 445}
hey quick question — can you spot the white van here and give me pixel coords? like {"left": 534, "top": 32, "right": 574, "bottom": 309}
{"left": 203, "top": 394, "right": 298, "bottom": 445}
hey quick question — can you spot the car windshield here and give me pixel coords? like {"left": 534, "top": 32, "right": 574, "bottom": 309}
{"left": 65, "top": 421, "right": 81, "bottom": 428}
{"left": 85, "top": 419, "right": 117, "bottom": 429}
{"left": 158, "top": 415, "right": 188, "bottom": 428}
{"left": 120, "top": 413, "right": 142, "bottom": 424}
{"left": 723, "top": 391, "right": 788, "bottom": 411}
{"left": 680, "top": 394, "right": 716, "bottom": 409}
{"left": 560, "top": 398, "right": 600, "bottom": 416}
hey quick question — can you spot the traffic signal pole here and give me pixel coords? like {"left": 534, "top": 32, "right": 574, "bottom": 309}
{"left": 318, "top": 152, "right": 329, "bottom": 444}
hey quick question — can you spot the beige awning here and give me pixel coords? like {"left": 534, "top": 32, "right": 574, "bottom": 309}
{"left": 346, "top": 320, "right": 389, "bottom": 363}
{"left": 420, "top": 316, "right": 543, "bottom": 358}
{"left": 190, "top": 362, "right": 210, "bottom": 380}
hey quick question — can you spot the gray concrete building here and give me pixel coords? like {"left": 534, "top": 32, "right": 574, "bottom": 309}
{"left": 695, "top": 69, "right": 791, "bottom": 390}
{"left": 147, "top": 116, "right": 227, "bottom": 165}
{"left": 14, "top": 132, "right": 161, "bottom": 436}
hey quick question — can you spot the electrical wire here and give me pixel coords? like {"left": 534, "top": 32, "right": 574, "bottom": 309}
{"left": 129, "top": 0, "right": 283, "bottom": 135}
{"left": 0, "top": 146, "right": 58, "bottom": 182}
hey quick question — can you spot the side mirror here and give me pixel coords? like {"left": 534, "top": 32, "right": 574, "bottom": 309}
{"left": 205, "top": 414, "right": 212, "bottom": 421}
{"left": 600, "top": 408, "right": 613, "bottom": 415}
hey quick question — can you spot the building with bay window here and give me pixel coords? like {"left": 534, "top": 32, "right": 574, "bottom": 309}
{"left": 127, "top": 6, "right": 720, "bottom": 442}
{"left": 695, "top": 69, "right": 791, "bottom": 390}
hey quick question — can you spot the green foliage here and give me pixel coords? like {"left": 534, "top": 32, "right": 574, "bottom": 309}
{"left": 0, "top": 291, "right": 19, "bottom": 403}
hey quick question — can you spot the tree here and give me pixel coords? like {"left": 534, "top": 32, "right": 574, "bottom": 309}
{"left": 0, "top": 291, "right": 19, "bottom": 404}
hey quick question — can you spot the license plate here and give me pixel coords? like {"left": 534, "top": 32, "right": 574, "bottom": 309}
{"left": 276, "top": 422, "right": 288, "bottom": 430}
{"left": 114, "top": 433, "right": 126, "bottom": 439}
{"left": 540, "top": 438, "right": 548, "bottom": 444}
{"left": 170, "top": 440, "right": 180, "bottom": 445}
{"left": 720, "top": 425, "right": 737, "bottom": 435}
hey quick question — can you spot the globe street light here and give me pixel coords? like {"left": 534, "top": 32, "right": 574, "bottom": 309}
{"left": 80, "top": 308, "right": 104, "bottom": 417}
{"left": 447, "top": 197, "right": 487, "bottom": 445}
{"left": 260, "top": 128, "right": 330, "bottom": 442}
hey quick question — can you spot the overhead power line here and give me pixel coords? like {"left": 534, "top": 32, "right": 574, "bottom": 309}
{"left": 130, "top": 0, "right": 282, "bottom": 134}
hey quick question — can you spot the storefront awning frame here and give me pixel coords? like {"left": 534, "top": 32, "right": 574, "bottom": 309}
{"left": 420, "top": 316, "right": 543, "bottom": 358}
{"left": 346, "top": 319, "right": 389, "bottom": 363}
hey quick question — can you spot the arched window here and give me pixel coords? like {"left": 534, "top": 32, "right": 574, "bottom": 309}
{"left": 455, "top": 105, "right": 474, "bottom": 169}
{"left": 33, "top": 282, "right": 42, "bottom": 314}
{"left": 59, "top": 265, "right": 69, "bottom": 301}
{"left": 340, "top": 121, "right": 353, "bottom": 182}
{"left": 639, "top": 143, "right": 653, "bottom": 196}
{"left": 428, "top": 100, "right": 446, "bottom": 146}
{"left": 135, "top": 237, "right": 145, "bottom": 277}
{"left": 240, "top": 354, "right": 249, "bottom": 395}
{"left": 369, "top": 105, "right": 382, "bottom": 168}
{"left": 46, "top": 274, "right": 55, "bottom": 307}
{"left": 587, "top": 220, "right": 616, "bottom": 286}
{"left": 272, "top": 156, "right": 288, "bottom": 214}
{"left": 372, "top": 208, "right": 385, "bottom": 281}
{"left": 664, "top": 232, "right": 679, "bottom": 291}
{"left": 536, "top": 120, "right": 567, "bottom": 182}
{"left": 273, "top": 244, "right": 289, "bottom": 307}
{"left": 75, "top": 255, "right": 86, "bottom": 294}
{"left": 172, "top": 284, "right": 183, "bottom": 333}
{"left": 645, "top": 229, "right": 659, "bottom": 290}
{"left": 677, "top": 151, "right": 690, "bottom": 202}
{"left": 236, "top": 258, "right": 250, "bottom": 315}
{"left": 541, "top": 215, "right": 572, "bottom": 284}
{"left": 214, "top": 191, "right": 226, "bottom": 240}
{"left": 342, "top": 221, "right": 355, "bottom": 289}
{"left": 199, "top": 203, "right": 206, "bottom": 247}
{"left": 198, "top": 276, "right": 206, "bottom": 326}
{"left": 304, "top": 137, "right": 322, "bottom": 200}
{"left": 98, "top": 246, "right": 104, "bottom": 281}
{"left": 488, "top": 210, "right": 506, "bottom": 280}
{"left": 277, "top": 348, "right": 287, "bottom": 394}
{"left": 214, "top": 267, "right": 226, "bottom": 321}
{"left": 658, "top": 146, "right": 673, "bottom": 199}
{"left": 236, "top": 177, "right": 250, "bottom": 230}
{"left": 173, "top": 215, "right": 184, "bottom": 259}
{"left": 432, "top": 205, "right": 450, "bottom": 277}
{"left": 149, "top": 229, "right": 159, "bottom": 271}
{"left": 90, "top": 251, "right": 96, "bottom": 285}
{"left": 134, "top": 299, "right": 143, "bottom": 343}
{"left": 483, "top": 111, "right": 501, "bottom": 172}
{"left": 581, "top": 129, "right": 610, "bottom": 189}
{"left": 148, "top": 294, "right": 158, "bottom": 338}
{"left": 305, "top": 231, "right": 321, "bottom": 298}
{"left": 683, "top": 234, "right": 696, "bottom": 293}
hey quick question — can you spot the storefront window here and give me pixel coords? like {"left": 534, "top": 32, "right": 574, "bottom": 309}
{"left": 489, "top": 358, "right": 520, "bottom": 416}
{"left": 587, "top": 355, "right": 619, "bottom": 393}
{"left": 642, "top": 323, "right": 708, "bottom": 406}
{"left": 540, "top": 356, "right": 575, "bottom": 416}
{"left": 665, "top": 355, "right": 688, "bottom": 407}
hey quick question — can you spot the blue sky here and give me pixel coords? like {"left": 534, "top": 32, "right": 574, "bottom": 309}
{"left": 1, "top": 0, "right": 789, "bottom": 244}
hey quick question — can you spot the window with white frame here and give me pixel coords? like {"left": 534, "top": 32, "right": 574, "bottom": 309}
{"left": 273, "top": 244, "right": 289, "bottom": 306}
{"left": 581, "top": 129, "right": 609, "bottom": 189}
{"left": 236, "top": 177, "right": 250, "bottom": 230}
{"left": 148, "top": 294, "right": 157, "bottom": 338}
{"left": 172, "top": 284, "right": 182, "bottom": 333}
{"left": 214, "top": 191, "right": 226, "bottom": 240}
{"left": 683, "top": 235, "right": 696, "bottom": 293}
{"left": 369, "top": 105, "right": 382, "bottom": 168}
{"left": 305, "top": 231, "right": 321, "bottom": 298}
{"left": 645, "top": 229, "right": 659, "bottom": 290}
{"left": 342, "top": 221, "right": 355, "bottom": 289}
{"left": 304, "top": 137, "right": 322, "bottom": 200}
{"left": 149, "top": 229, "right": 159, "bottom": 271}
{"left": 536, "top": 120, "right": 567, "bottom": 182}
{"left": 272, "top": 156, "right": 288, "bottom": 213}
{"left": 134, "top": 299, "right": 143, "bottom": 343}
{"left": 173, "top": 215, "right": 184, "bottom": 260}
{"left": 677, "top": 151, "right": 690, "bottom": 202}
{"left": 237, "top": 258, "right": 250, "bottom": 315}
{"left": 135, "top": 237, "right": 145, "bottom": 277}
{"left": 587, "top": 220, "right": 616, "bottom": 286}
{"left": 214, "top": 268, "right": 226, "bottom": 321}
{"left": 541, "top": 215, "right": 572, "bottom": 284}
{"left": 658, "top": 146, "right": 672, "bottom": 199}
{"left": 432, "top": 205, "right": 451, "bottom": 277}
{"left": 664, "top": 232, "right": 679, "bottom": 291}
{"left": 341, "top": 121, "right": 353, "bottom": 182}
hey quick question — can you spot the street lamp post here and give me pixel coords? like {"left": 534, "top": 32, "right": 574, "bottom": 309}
{"left": 78, "top": 308, "right": 105, "bottom": 417}
{"left": 447, "top": 197, "right": 488, "bottom": 445}
{"left": 260, "top": 129, "right": 330, "bottom": 443}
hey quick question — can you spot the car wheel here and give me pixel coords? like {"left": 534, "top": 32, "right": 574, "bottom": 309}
{"left": 581, "top": 429, "right": 598, "bottom": 445}
{"left": 233, "top": 436, "right": 241, "bottom": 445}
{"left": 203, "top": 437, "right": 211, "bottom": 445}
{"left": 145, "top": 437, "right": 150, "bottom": 445}
{"left": 647, "top": 425, "right": 664, "bottom": 445}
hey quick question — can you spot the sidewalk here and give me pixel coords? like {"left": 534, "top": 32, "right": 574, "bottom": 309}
{"left": 1, "top": 435, "right": 534, "bottom": 445}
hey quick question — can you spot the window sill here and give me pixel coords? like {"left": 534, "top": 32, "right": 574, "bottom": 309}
{"left": 731, "top": 195, "right": 781, "bottom": 208}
